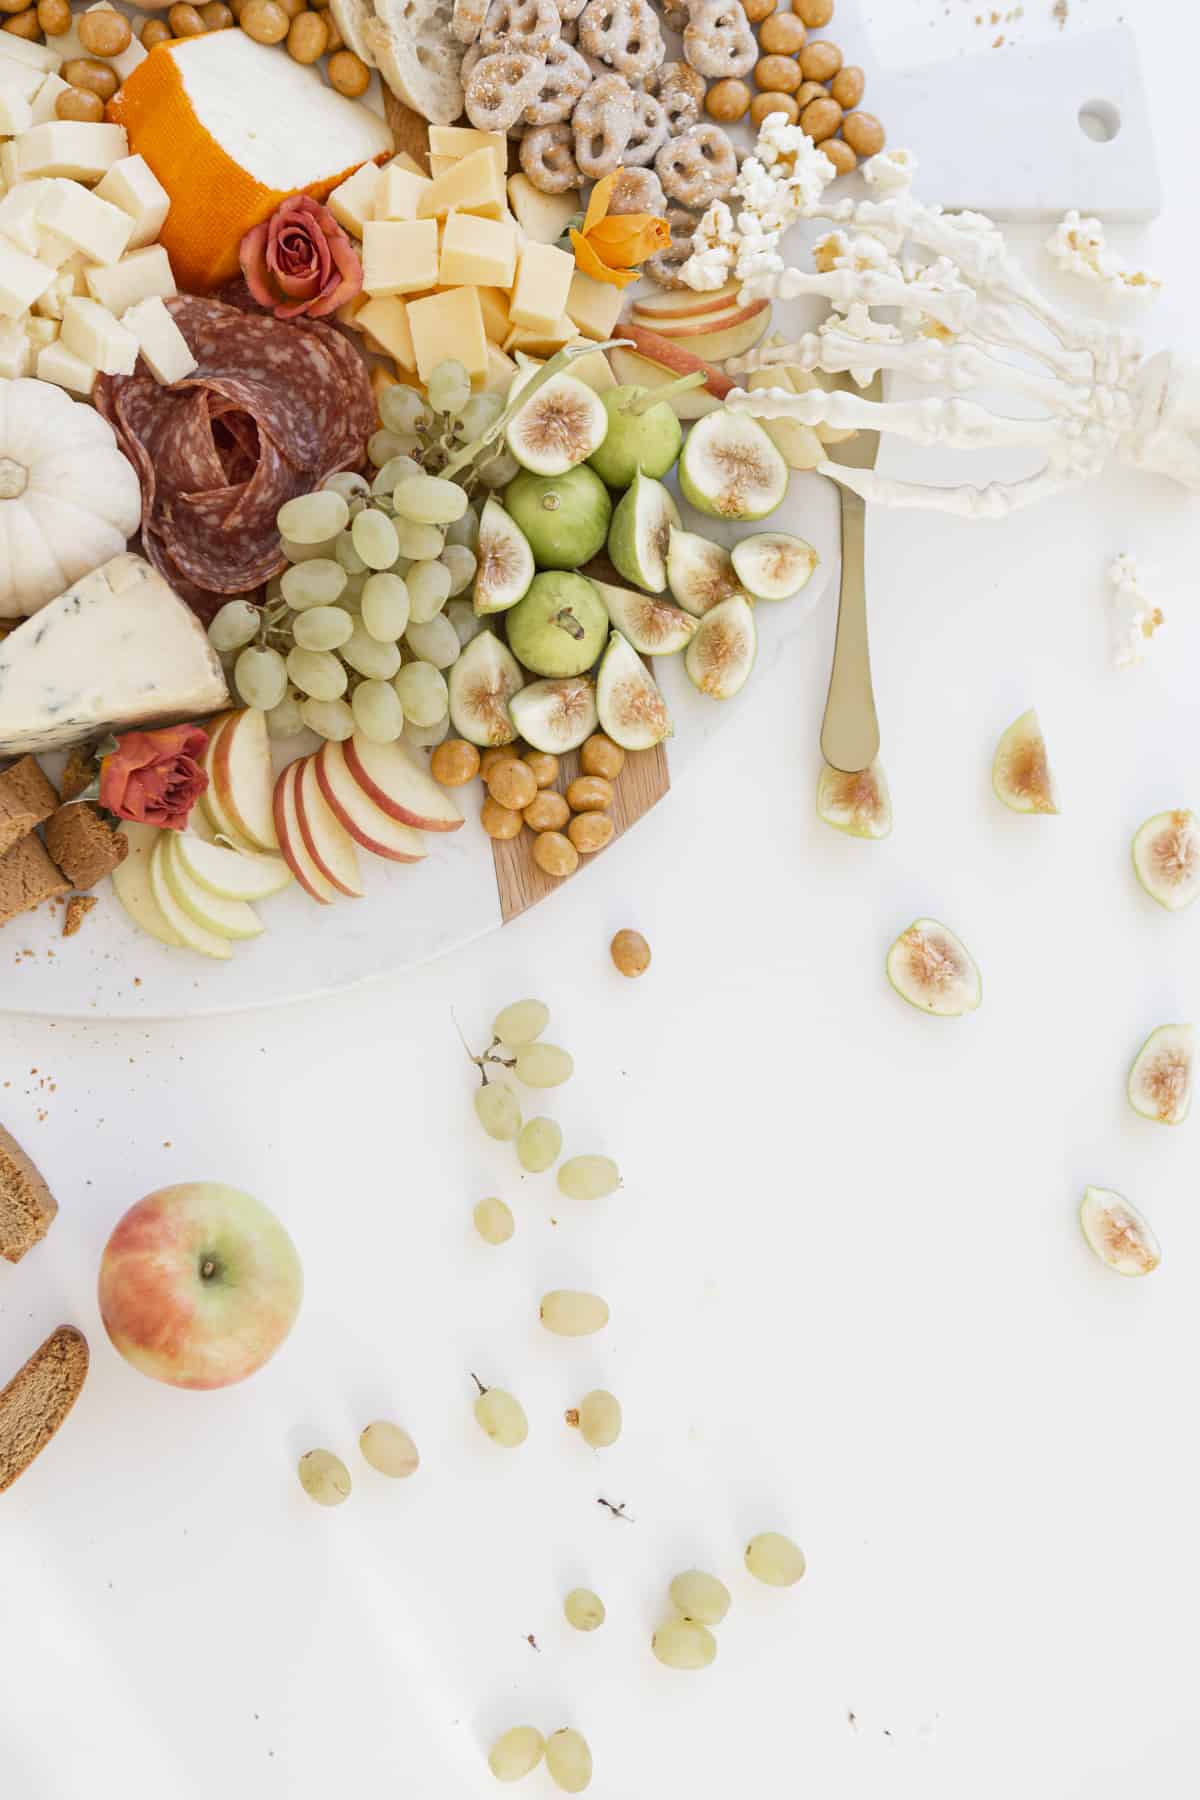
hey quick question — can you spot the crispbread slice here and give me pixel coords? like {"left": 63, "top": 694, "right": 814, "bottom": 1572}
{"left": 330, "top": 0, "right": 378, "bottom": 65}
{"left": 0, "top": 1123, "right": 57, "bottom": 1263}
{"left": 366, "top": 0, "right": 464, "bottom": 127}
{"left": 0, "top": 1325, "right": 88, "bottom": 1495}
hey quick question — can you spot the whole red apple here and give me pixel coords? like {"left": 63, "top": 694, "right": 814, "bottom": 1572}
{"left": 98, "top": 1182, "right": 303, "bottom": 1389}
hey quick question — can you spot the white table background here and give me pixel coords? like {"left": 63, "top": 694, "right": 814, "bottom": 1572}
{"left": 4, "top": 1, "right": 1200, "bottom": 1794}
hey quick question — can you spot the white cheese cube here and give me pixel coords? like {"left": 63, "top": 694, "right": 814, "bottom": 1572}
{"left": 15, "top": 121, "right": 128, "bottom": 185}
{"left": 0, "top": 63, "right": 45, "bottom": 105}
{"left": 85, "top": 243, "right": 174, "bottom": 314}
{"left": 95, "top": 154, "right": 169, "bottom": 252}
{"left": 1, "top": 200, "right": 40, "bottom": 257}
{"left": 33, "top": 269, "right": 75, "bottom": 320}
{"left": 26, "top": 313, "right": 58, "bottom": 346}
{"left": 122, "top": 295, "right": 196, "bottom": 385}
{"left": 37, "top": 179, "right": 134, "bottom": 265}
{"left": 328, "top": 161, "right": 382, "bottom": 238}
{"left": 0, "top": 35, "right": 63, "bottom": 77}
{"left": 0, "top": 317, "right": 32, "bottom": 378}
{"left": 29, "top": 72, "right": 69, "bottom": 126}
{"left": 61, "top": 293, "right": 138, "bottom": 373}
{"left": 0, "top": 143, "right": 17, "bottom": 191}
{"left": 36, "top": 226, "right": 78, "bottom": 268}
{"left": 37, "top": 336, "right": 94, "bottom": 394}
{"left": 0, "top": 88, "right": 32, "bottom": 136}
{"left": 0, "top": 235, "right": 54, "bottom": 317}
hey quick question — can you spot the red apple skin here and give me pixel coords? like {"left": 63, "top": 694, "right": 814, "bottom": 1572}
{"left": 611, "top": 323, "right": 736, "bottom": 397}
{"left": 98, "top": 1183, "right": 303, "bottom": 1390}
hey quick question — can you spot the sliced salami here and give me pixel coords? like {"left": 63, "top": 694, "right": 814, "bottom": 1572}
{"left": 96, "top": 293, "right": 375, "bottom": 621}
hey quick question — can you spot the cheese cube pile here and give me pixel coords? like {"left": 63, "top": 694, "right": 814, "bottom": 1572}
{"left": 0, "top": 31, "right": 188, "bottom": 395}
{"left": 330, "top": 132, "right": 622, "bottom": 402}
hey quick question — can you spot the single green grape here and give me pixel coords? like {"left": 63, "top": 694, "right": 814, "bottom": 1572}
{"left": 473, "top": 1196, "right": 514, "bottom": 1245}
{"left": 351, "top": 506, "right": 401, "bottom": 571}
{"left": 563, "top": 1588, "right": 605, "bottom": 1632}
{"left": 404, "top": 615, "right": 460, "bottom": 669}
{"left": 406, "top": 559, "right": 453, "bottom": 623}
{"left": 474, "top": 1386, "right": 528, "bottom": 1448}
{"left": 651, "top": 1619, "right": 717, "bottom": 1670}
{"left": 393, "top": 661, "right": 447, "bottom": 728}
{"left": 539, "top": 1291, "right": 609, "bottom": 1337}
{"left": 351, "top": 679, "right": 404, "bottom": 744}
{"left": 394, "top": 472, "right": 469, "bottom": 526}
{"left": 322, "top": 469, "right": 371, "bottom": 502}
{"left": 281, "top": 558, "right": 347, "bottom": 609}
{"left": 300, "top": 697, "right": 355, "bottom": 741}
{"left": 574, "top": 1389, "right": 621, "bottom": 1448}
{"left": 265, "top": 692, "right": 305, "bottom": 740}
{"left": 359, "top": 1421, "right": 419, "bottom": 1478}
{"left": 208, "top": 599, "right": 260, "bottom": 653}
{"left": 234, "top": 645, "right": 288, "bottom": 710}
{"left": 475, "top": 1084, "right": 521, "bottom": 1141}
{"left": 441, "top": 544, "right": 476, "bottom": 595}
{"left": 297, "top": 1449, "right": 351, "bottom": 1506}
{"left": 292, "top": 605, "right": 354, "bottom": 652}
{"left": 368, "top": 426, "right": 415, "bottom": 467}
{"left": 545, "top": 1728, "right": 592, "bottom": 1793}
{"left": 488, "top": 1726, "right": 544, "bottom": 1781}
{"left": 514, "top": 1043, "right": 573, "bottom": 1088}
{"left": 379, "top": 384, "right": 431, "bottom": 436}
{"left": 427, "top": 357, "right": 471, "bottom": 414}
{"left": 669, "top": 1570, "right": 731, "bottom": 1626}
{"left": 556, "top": 1155, "right": 618, "bottom": 1200}
{"left": 341, "top": 624, "right": 401, "bottom": 681}
{"left": 278, "top": 489, "right": 348, "bottom": 544}
{"left": 286, "top": 646, "right": 347, "bottom": 701}
{"left": 745, "top": 1532, "right": 806, "bottom": 1587}
{"left": 361, "top": 572, "right": 410, "bottom": 642}
{"left": 492, "top": 999, "right": 549, "bottom": 1045}
{"left": 517, "top": 1116, "right": 562, "bottom": 1173}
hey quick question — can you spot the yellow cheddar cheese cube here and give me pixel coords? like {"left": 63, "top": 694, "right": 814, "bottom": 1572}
{"left": 482, "top": 341, "right": 517, "bottom": 394}
{"left": 508, "top": 240, "right": 573, "bottom": 333}
{"left": 428, "top": 125, "right": 506, "bottom": 187}
{"left": 389, "top": 151, "right": 426, "bottom": 178}
{"left": 407, "top": 284, "right": 487, "bottom": 385}
{"left": 439, "top": 211, "right": 517, "bottom": 290}
{"left": 417, "top": 148, "right": 504, "bottom": 223}
{"left": 565, "top": 347, "right": 616, "bottom": 394}
{"left": 503, "top": 315, "right": 579, "bottom": 357}
{"left": 475, "top": 283, "right": 511, "bottom": 345}
{"left": 328, "top": 160, "right": 383, "bottom": 237}
{"left": 427, "top": 156, "right": 456, "bottom": 181}
{"left": 356, "top": 295, "right": 416, "bottom": 373}
{"left": 566, "top": 268, "right": 623, "bottom": 341}
{"left": 375, "top": 164, "right": 431, "bottom": 222}
{"left": 362, "top": 217, "right": 438, "bottom": 298}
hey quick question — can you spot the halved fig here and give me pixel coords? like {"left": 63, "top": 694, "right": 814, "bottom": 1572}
{"left": 509, "top": 676, "right": 599, "bottom": 753}
{"left": 1079, "top": 1185, "right": 1161, "bottom": 1276}
{"left": 992, "top": 707, "right": 1059, "bottom": 814}
{"left": 816, "top": 759, "right": 892, "bottom": 840}
{"left": 596, "top": 629, "right": 672, "bottom": 751}
{"left": 505, "top": 372, "right": 608, "bottom": 477}
{"left": 1132, "top": 808, "right": 1200, "bottom": 911}
{"left": 678, "top": 411, "right": 788, "bottom": 521}
{"left": 592, "top": 577, "right": 697, "bottom": 657}
{"left": 607, "top": 469, "right": 681, "bottom": 594}
{"left": 731, "top": 531, "right": 818, "bottom": 601}
{"left": 886, "top": 918, "right": 981, "bottom": 1017}
{"left": 473, "top": 496, "right": 534, "bottom": 616}
{"left": 666, "top": 527, "right": 748, "bottom": 618}
{"left": 1127, "top": 1022, "right": 1195, "bottom": 1125}
{"left": 683, "top": 595, "right": 756, "bottom": 699}
{"left": 446, "top": 629, "right": 524, "bottom": 746}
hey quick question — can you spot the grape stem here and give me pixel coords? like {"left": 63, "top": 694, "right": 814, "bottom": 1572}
{"left": 470, "top": 1372, "right": 489, "bottom": 1396}
{"left": 453, "top": 1013, "right": 516, "bottom": 1085}
{"left": 597, "top": 1497, "right": 634, "bottom": 1522}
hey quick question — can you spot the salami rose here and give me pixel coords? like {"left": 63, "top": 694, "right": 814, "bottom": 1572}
{"left": 99, "top": 726, "right": 209, "bottom": 831}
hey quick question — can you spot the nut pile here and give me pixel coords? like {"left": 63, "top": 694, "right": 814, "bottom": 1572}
{"left": 141, "top": 0, "right": 372, "bottom": 100}
{"left": 2, "top": 2, "right": 134, "bottom": 118}
{"left": 702, "top": 0, "right": 883, "bottom": 172}
{"left": 431, "top": 732, "right": 627, "bottom": 880}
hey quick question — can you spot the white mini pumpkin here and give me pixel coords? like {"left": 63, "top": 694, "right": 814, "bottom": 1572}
{"left": 0, "top": 376, "right": 142, "bottom": 619}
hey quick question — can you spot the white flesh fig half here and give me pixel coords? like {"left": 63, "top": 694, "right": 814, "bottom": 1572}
{"left": 992, "top": 707, "right": 1059, "bottom": 814}
{"left": 473, "top": 496, "right": 534, "bottom": 615}
{"left": 731, "top": 531, "right": 818, "bottom": 601}
{"left": 678, "top": 411, "right": 788, "bottom": 521}
{"left": 816, "top": 759, "right": 892, "bottom": 840}
{"left": 684, "top": 595, "right": 756, "bottom": 699}
{"left": 508, "top": 676, "right": 599, "bottom": 753}
{"left": 666, "top": 527, "right": 749, "bottom": 617}
{"left": 1127, "top": 1022, "right": 1195, "bottom": 1125}
{"left": 592, "top": 577, "right": 697, "bottom": 657}
{"left": 1080, "top": 1185, "right": 1161, "bottom": 1276}
{"left": 607, "top": 469, "right": 680, "bottom": 594}
{"left": 596, "top": 629, "right": 672, "bottom": 751}
{"left": 886, "top": 918, "right": 981, "bottom": 1017}
{"left": 505, "top": 372, "right": 608, "bottom": 477}
{"left": 446, "top": 629, "right": 524, "bottom": 746}
{"left": 1132, "top": 808, "right": 1200, "bottom": 910}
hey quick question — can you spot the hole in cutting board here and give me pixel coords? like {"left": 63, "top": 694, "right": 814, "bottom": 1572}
{"left": 1078, "top": 98, "right": 1121, "bottom": 142}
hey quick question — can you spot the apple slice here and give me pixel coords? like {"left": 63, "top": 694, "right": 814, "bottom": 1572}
{"left": 212, "top": 708, "right": 278, "bottom": 851}
{"left": 161, "top": 834, "right": 264, "bottom": 940}
{"left": 294, "top": 755, "right": 364, "bottom": 898}
{"left": 630, "top": 298, "right": 742, "bottom": 335}
{"left": 316, "top": 740, "right": 428, "bottom": 863}
{"left": 633, "top": 301, "right": 771, "bottom": 360}
{"left": 608, "top": 347, "right": 725, "bottom": 420}
{"left": 272, "top": 762, "right": 335, "bottom": 904}
{"left": 632, "top": 279, "right": 742, "bottom": 320}
{"left": 111, "top": 822, "right": 185, "bottom": 949}
{"left": 342, "top": 733, "right": 465, "bottom": 832}
{"left": 610, "top": 328, "right": 735, "bottom": 394}
{"left": 175, "top": 834, "right": 291, "bottom": 902}
{"left": 200, "top": 715, "right": 261, "bottom": 854}
{"left": 148, "top": 835, "right": 233, "bottom": 960}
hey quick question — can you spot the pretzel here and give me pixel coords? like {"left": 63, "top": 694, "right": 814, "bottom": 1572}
{"left": 682, "top": 0, "right": 756, "bottom": 78}
{"left": 654, "top": 121, "right": 738, "bottom": 207}
{"left": 578, "top": 0, "right": 664, "bottom": 80}
{"left": 524, "top": 37, "right": 592, "bottom": 124}
{"left": 607, "top": 164, "right": 666, "bottom": 215}
{"left": 644, "top": 205, "right": 699, "bottom": 287}
{"left": 480, "top": 0, "right": 559, "bottom": 56}
{"left": 519, "top": 120, "right": 583, "bottom": 191}
{"left": 648, "top": 59, "right": 705, "bottom": 132}
{"left": 464, "top": 48, "right": 545, "bottom": 130}
{"left": 452, "top": 0, "right": 488, "bottom": 43}
{"left": 571, "top": 71, "right": 637, "bottom": 178}
{"left": 621, "top": 88, "right": 669, "bottom": 165}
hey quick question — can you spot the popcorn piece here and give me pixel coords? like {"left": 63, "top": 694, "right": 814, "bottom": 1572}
{"left": 1046, "top": 210, "right": 1162, "bottom": 296}
{"left": 862, "top": 147, "right": 917, "bottom": 195}
{"left": 1108, "top": 554, "right": 1164, "bottom": 668}
{"left": 682, "top": 199, "right": 736, "bottom": 290}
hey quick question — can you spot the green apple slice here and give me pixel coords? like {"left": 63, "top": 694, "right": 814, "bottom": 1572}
{"left": 595, "top": 630, "right": 672, "bottom": 751}
{"left": 111, "top": 822, "right": 185, "bottom": 949}
{"left": 1080, "top": 1186, "right": 1161, "bottom": 1276}
{"left": 175, "top": 834, "right": 291, "bottom": 902}
{"left": 1127, "top": 1022, "right": 1194, "bottom": 1125}
{"left": 607, "top": 469, "right": 680, "bottom": 593}
{"left": 161, "top": 834, "right": 263, "bottom": 940}
{"left": 886, "top": 918, "right": 981, "bottom": 1016}
{"left": 148, "top": 835, "right": 233, "bottom": 960}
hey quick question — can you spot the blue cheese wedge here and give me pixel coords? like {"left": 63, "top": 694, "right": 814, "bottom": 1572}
{"left": 0, "top": 553, "right": 229, "bottom": 755}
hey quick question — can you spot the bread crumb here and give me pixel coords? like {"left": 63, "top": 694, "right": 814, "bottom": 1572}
{"left": 62, "top": 895, "right": 98, "bottom": 938}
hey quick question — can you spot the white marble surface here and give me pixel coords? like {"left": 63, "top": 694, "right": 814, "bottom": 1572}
{"left": 3, "top": 3, "right": 1200, "bottom": 1797}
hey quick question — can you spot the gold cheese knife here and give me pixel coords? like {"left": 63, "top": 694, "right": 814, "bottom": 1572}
{"left": 819, "top": 372, "right": 882, "bottom": 775}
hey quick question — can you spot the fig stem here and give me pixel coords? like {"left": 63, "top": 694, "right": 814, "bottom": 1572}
{"left": 553, "top": 607, "right": 587, "bottom": 641}
{"left": 625, "top": 371, "right": 707, "bottom": 415}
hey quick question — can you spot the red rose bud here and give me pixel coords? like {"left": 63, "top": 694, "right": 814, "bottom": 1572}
{"left": 239, "top": 195, "right": 363, "bottom": 322}
{"left": 98, "top": 726, "right": 210, "bottom": 832}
